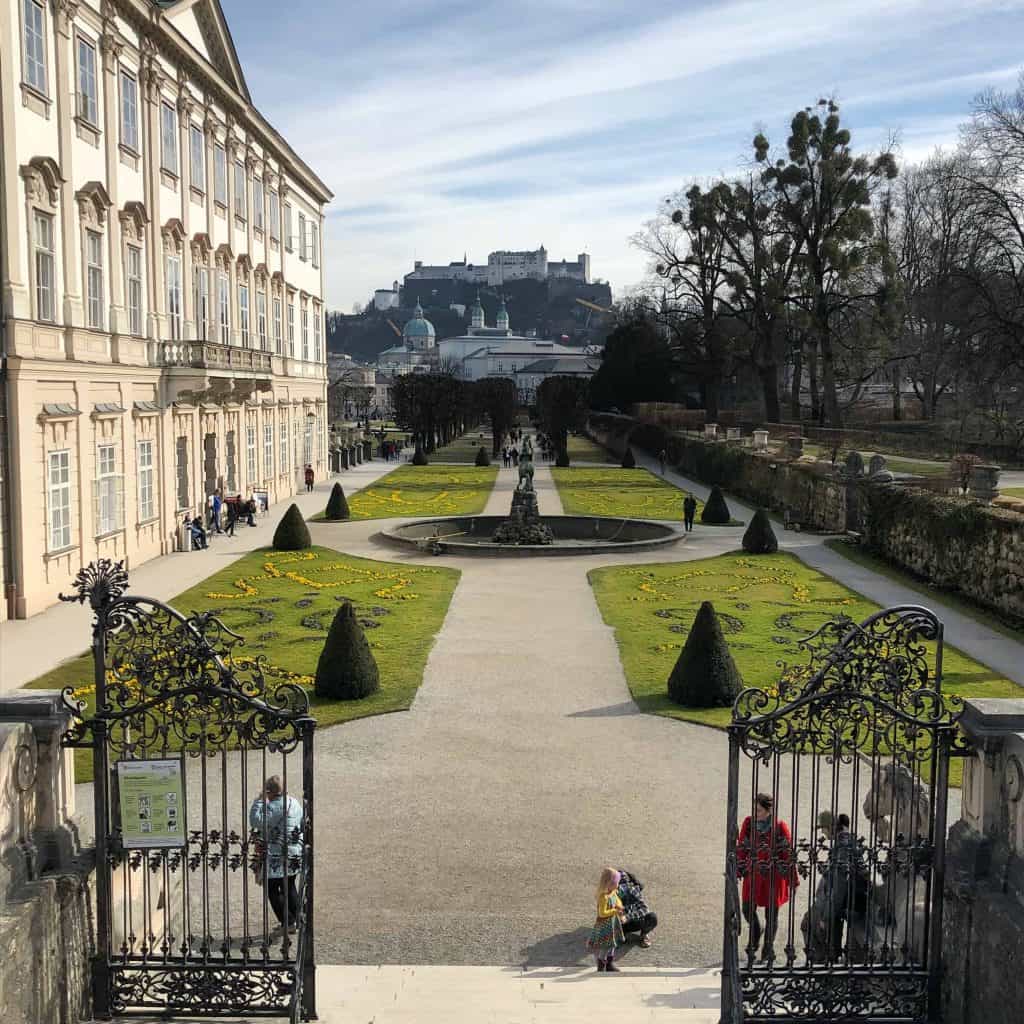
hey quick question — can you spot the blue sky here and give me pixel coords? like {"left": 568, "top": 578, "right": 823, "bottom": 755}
{"left": 224, "top": 0, "right": 1024, "bottom": 312}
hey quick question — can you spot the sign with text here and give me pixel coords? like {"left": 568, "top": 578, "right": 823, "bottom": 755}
{"left": 116, "top": 758, "right": 186, "bottom": 849}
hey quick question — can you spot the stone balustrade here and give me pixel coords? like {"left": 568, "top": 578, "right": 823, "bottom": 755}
{"left": 152, "top": 339, "right": 273, "bottom": 374}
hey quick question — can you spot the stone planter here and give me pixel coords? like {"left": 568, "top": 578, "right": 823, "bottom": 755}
{"left": 786, "top": 435, "right": 805, "bottom": 458}
{"left": 704, "top": 423, "right": 718, "bottom": 441}
{"left": 969, "top": 464, "right": 1001, "bottom": 503}
{"left": 726, "top": 427, "right": 741, "bottom": 441}
{"left": 753, "top": 429, "right": 769, "bottom": 452}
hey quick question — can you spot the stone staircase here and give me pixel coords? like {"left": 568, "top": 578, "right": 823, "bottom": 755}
{"left": 81, "top": 965, "right": 722, "bottom": 1023}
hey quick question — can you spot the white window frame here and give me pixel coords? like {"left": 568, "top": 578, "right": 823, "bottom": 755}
{"left": 34, "top": 210, "right": 55, "bottom": 322}
{"left": 256, "top": 288, "right": 267, "bottom": 350}
{"left": 137, "top": 439, "right": 155, "bottom": 521}
{"left": 284, "top": 202, "right": 293, "bottom": 252}
{"left": 253, "top": 178, "right": 264, "bottom": 231}
{"left": 234, "top": 161, "right": 246, "bottom": 219}
{"left": 246, "top": 424, "right": 257, "bottom": 484}
{"left": 303, "top": 418, "right": 313, "bottom": 467}
{"left": 48, "top": 449, "right": 71, "bottom": 552}
{"left": 119, "top": 69, "right": 138, "bottom": 151}
{"left": 214, "top": 144, "right": 227, "bottom": 205}
{"left": 76, "top": 34, "right": 98, "bottom": 126}
{"left": 264, "top": 423, "right": 274, "bottom": 479}
{"left": 269, "top": 191, "right": 279, "bottom": 242}
{"left": 218, "top": 270, "right": 230, "bottom": 344}
{"left": 311, "top": 222, "right": 319, "bottom": 269}
{"left": 190, "top": 123, "right": 205, "bottom": 192}
{"left": 95, "top": 443, "right": 123, "bottom": 537}
{"left": 85, "top": 228, "right": 104, "bottom": 329}
{"left": 161, "top": 101, "right": 178, "bottom": 174}
{"left": 126, "top": 243, "right": 143, "bottom": 335}
{"left": 313, "top": 304, "right": 322, "bottom": 362}
{"left": 273, "top": 295, "right": 283, "bottom": 355}
{"left": 301, "top": 304, "right": 309, "bottom": 361}
{"left": 287, "top": 297, "right": 295, "bottom": 356}
{"left": 239, "top": 282, "right": 250, "bottom": 346}
{"left": 298, "top": 212, "right": 306, "bottom": 261}
{"left": 280, "top": 421, "right": 288, "bottom": 473}
{"left": 23, "top": 0, "right": 47, "bottom": 96}
{"left": 194, "top": 265, "right": 210, "bottom": 341}
{"left": 165, "top": 253, "right": 182, "bottom": 340}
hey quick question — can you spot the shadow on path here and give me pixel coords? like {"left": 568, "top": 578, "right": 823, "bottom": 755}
{"left": 566, "top": 701, "right": 639, "bottom": 718}
{"left": 522, "top": 927, "right": 593, "bottom": 966}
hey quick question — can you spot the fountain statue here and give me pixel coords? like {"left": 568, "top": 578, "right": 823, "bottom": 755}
{"left": 494, "top": 440, "right": 553, "bottom": 545}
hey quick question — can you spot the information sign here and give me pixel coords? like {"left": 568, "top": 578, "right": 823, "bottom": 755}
{"left": 116, "top": 758, "right": 186, "bottom": 848}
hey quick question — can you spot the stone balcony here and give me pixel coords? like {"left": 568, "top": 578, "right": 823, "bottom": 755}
{"left": 152, "top": 339, "right": 272, "bottom": 375}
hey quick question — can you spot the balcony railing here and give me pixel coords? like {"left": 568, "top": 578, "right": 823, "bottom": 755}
{"left": 154, "top": 340, "right": 272, "bottom": 373}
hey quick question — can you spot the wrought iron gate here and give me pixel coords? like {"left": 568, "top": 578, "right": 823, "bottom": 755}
{"left": 720, "top": 606, "right": 966, "bottom": 1024}
{"left": 60, "top": 560, "right": 316, "bottom": 1021}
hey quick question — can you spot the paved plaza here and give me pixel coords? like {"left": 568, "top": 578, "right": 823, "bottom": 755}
{"left": 3, "top": 444, "right": 1020, "bottom": 995}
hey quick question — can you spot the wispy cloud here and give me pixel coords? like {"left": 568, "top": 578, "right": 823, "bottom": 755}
{"left": 225, "top": 0, "right": 1024, "bottom": 310}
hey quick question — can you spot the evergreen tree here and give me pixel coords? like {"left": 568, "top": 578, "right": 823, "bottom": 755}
{"left": 555, "top": 449, "right": 570, "bottom": 467}
{"left": 314, "top": 602, "right": 380, "bottom": 700}
{"left": 412, "top": 445, "right": 429, "bottom": 465}
{"left": 621, "top": 446, "right": 637, "bottom": 469}
{"left": 701, "top": 485, "right": 731, "bottom": 524}
{"left": 272, "top": 503, "right": 311, "bottom": 551}
{"left": 667, "top": 601, "right": 743, "bottom": 707}
{"left": 742, "top": 508, "right": 778, "bottom": 554}
{"left": 475, "top": 446, "right": 490, "bottom": 466}
{"left": 325, "top": 482, "right": 350, "bottom": 521}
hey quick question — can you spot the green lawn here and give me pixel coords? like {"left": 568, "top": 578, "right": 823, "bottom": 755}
{"left": 1004, "top": 487, "right": 1024, "bottom": 497}
{"left": 804, "top": 444, "right": 949, "bottom": 477}
{"left": 432, "top": 427, "right": 496, "bottom": 464}
{"left": 340, "top": 464, "right": 498, "bottom": 519}
{"left": 566, "top": 434, "right": 618, "bottom": 464}
{"left": 26, "top": 546, "right": 460, "bottom": 782}
{"left": 551, "top": 466, "right": 713, "bottom": 522}
{"left": 589, "top": 551, "right": 1019, "bottom": 784}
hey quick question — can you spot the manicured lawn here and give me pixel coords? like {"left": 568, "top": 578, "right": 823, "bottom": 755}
{"left": 432, "top": 427, "right": 496, "bottom": 464}
{"left": 589, "top": 551, "right": 1018, "bottom": 785}
{"left": 1004, "top": 487, "right": 1024, "bottom": 497}
{"left": 342, "top": 465, "right": 498, "bottom": 519}
{"left": 566, "top": 433, "right": 618, "bottom": 464}
{"left": 26, "top": 546, "right": 460, "bottom": 782}
{"left": 551, "top": 466, "right": 708, "bottom": 522}
{"left": 804, "top": 444, "right": 949, "bottom": 477}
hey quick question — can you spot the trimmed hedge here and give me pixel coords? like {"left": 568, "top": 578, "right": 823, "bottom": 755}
{"left": 325, "top": 482, "right": 350, "bottom": 521}
{"left": 314, "top": 602, "right": 380, "bottom": 700}
{"left": 555, "top": 449, "right": 570, "bottom": 468}
{"left": 701, "top": 485, "right": 732, "bottom": 525}
{"left": 475, "top": 446, "right": 490, "bottom": 466}
{"left": 412, "top": 445, "right": 429, "bottom": 466}
{"left": 272, "top": 503, "right": 311, "bottom": 550}
{"left": 742, "top": 508, "right": 778, "bottom": 554}
{"left": 621, "top": 446, "right": 636, "bottom": 469}
{"left": 667, "top": 601, "right": 743, "bottom": 708}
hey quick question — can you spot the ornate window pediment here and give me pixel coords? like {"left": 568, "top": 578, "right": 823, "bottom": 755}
{"left": 191, "top": 232, "right": 213, "bottom": 264}
{"left": 21, "top": 156, "right": 63, "bottom": 210}
{"left": 162, "top": 217, "right": 185, "bottom": 253}
{"left": 214, "top": 242, "right": 233, "bottom": 270}
{"left": 236, "top": 253, "right": 252, "bottom": 275}
{"left": 119, "top": 200, "right": 148, "bottom": 242}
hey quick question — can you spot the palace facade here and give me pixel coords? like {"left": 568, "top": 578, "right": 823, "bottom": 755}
{"left": 0, "top": 0, "right": 333, "bottom": 618}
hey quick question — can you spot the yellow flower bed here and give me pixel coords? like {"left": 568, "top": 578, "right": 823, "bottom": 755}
{"left": 551, "top": 467, "right": 701, "bottom": 521}
{"left": 344, "top": 465, "right": 498, "bottom": 520}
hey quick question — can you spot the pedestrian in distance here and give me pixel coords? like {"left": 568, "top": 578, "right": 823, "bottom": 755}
{"left": 683, "top": 493, "right": 697, "bottom": 532}
{"left": 246, "top": 496, "right": 257, "bottom": 527}
{"left": 249, "top": 775, "right": 304, "bottom": 934}
{"left": 304, "top": 464, "right": 314, "bottom": 492}
{"left": 225, "top": 499, "right": 237, "bottom": 537}
{"left": 658, "top": 449, "right": 667, "bottom": 475}
{"left": 586, "top": 867, "right": 626, "bottom": 973}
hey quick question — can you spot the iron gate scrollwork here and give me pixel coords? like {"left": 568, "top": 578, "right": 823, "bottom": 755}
{"left": 60, "top": 560, "right": 317, "bottom": 1021}
{"left": 720, "top": 605, "right": 966, "bottom": 1024}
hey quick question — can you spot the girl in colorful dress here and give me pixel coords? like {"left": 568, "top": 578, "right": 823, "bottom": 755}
{"left": 587, "top": 867, "right": 626, "bottom": 972}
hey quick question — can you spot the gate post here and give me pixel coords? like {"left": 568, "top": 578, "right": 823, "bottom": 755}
{"left": 91, "top": 716, "right": 112, "bottom": 1021}
{"left": 301, "top": 718, "right": 317, "bottom": 1021}
{"left": 927, "top": 729, "right": 953, "bottom": 1022}
{"left": 719, "top": 729, "right": 742, "bottom": 1024}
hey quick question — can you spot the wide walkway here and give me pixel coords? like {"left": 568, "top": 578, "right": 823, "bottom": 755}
{"left": 0, "top": 455, "right": 401, "bottom": 692}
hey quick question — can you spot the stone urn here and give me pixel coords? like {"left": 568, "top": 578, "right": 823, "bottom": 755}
{"left": 704, "top": 423, "right": 718, "bottom": 441}
{"left": 969, "top": 464, "right": 1001, "bottom": 503}
{"left": 753, "top": 429, "right": 769, "bottom": 452}
{"left": 786, "top": 435, "right": 805, "bottom": 459}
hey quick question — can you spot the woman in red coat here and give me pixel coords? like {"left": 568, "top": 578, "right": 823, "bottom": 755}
{"left": 736, "top": 793, "right": 798, "bottom": 962}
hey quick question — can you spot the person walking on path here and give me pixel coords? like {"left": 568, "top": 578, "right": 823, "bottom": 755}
{"left": 225, "top": 498, "right": 237, "bottom": 537}
{"left": 658, "top": 449, "right": 667, "bottom": 475}
{"left": 683, "top": 493, "right": 697, "bottom": 532}
{"left": 304, "top": 465, "right": 314, "bottom": 492}
{"left": 249, "top": 775, "right": 304, "bottom": 933}
{"left": 587, "top": 867, "right": 626, "bottom": 972}
{"left": 210, "top": 492, "right": 223, "bottom": 533}
{"left": 736, "top": 793, "right": 798, "bottom": 963}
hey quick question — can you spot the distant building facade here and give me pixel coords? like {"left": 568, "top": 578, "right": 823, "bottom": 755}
{"left": 404, "top": 245, "right": 591, "bottom": 290}
{"left": 0, "top": 0, "right": 332, "bottom": 618}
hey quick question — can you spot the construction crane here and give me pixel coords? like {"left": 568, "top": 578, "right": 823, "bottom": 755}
{"left": 385, "top": 318, "right": 402, "bottom": 338}
{"left": 574, "top": 297, "right": 612, "bottom": 330}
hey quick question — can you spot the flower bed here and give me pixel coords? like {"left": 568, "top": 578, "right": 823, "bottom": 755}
{"left": 26, "top": 546, "right": 460, "bottom": 781}
{"left": 551, "top": 467, "right": 703, "bottom": 521}
{"left": 589, "top": 551, "right": 1016, "bottom": 784}
{"left": 343, "top": 465, "right": 498, "bottom": 520}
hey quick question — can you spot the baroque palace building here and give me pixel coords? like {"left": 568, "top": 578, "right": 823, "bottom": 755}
{"left": 0, "top": 0, "right": 333, "bottom": 619}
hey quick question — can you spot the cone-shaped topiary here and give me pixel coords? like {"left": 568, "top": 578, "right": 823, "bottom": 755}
{"left": 742, "top": 508, "right": 778, "bottom": 554}
{"left": 621, "top": 446, "right": 636, "bottom": 469}
{"left": 555, "top": 449, "right": 570, "bottom": 468}
{"left": 314, "top": 602, "right": 380, "bottom": 700}
{"left": 412, "top": 445, "right": 429, "bottom": 465}
{"left": 325, "top": 481, "right": 350, "bottom": 521}
{"left": 272, "top": 503, "right": 311, "bottom": 550}
{"left": 701, "top": 485, "right": 731, "bottom": 524}
{"left": 475, "top": 446, "right": 490, "bottom": 466}
{"left": 667, "top": 601, "right": 743, "bottom": 708}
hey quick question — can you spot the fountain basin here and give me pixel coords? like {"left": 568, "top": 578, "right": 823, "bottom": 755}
{"left": 379, "top": 515, "right": 685, "bottom": 556}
